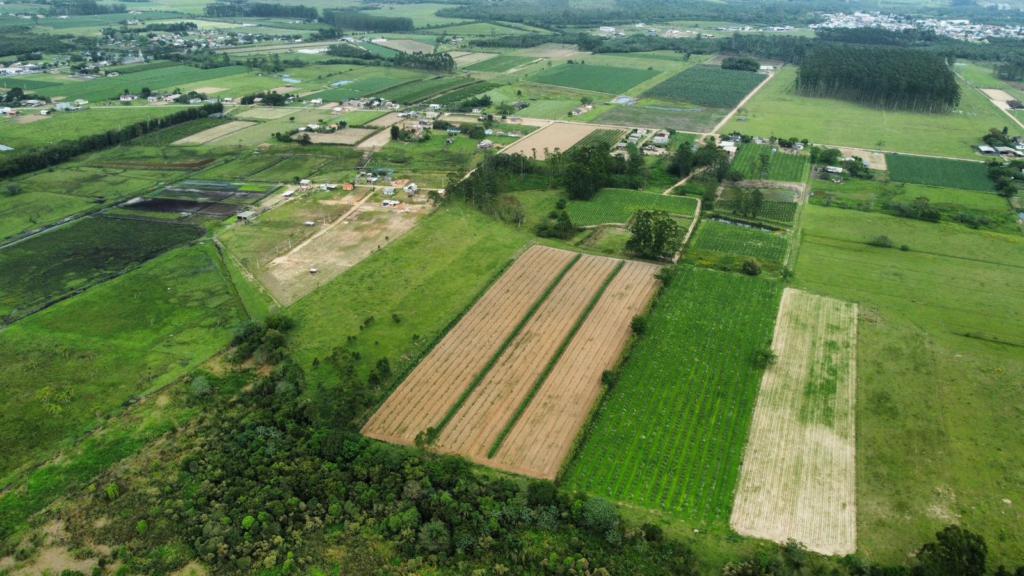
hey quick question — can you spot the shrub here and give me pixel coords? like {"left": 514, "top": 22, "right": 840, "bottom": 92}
{"left": 867, "top": 235, "right": 894, "bottom": 248}
{"left": 741, "top": 258, "right": 762, "bottom": 276}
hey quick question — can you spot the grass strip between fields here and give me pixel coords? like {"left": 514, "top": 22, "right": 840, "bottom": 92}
{"left": 425, "top": 252, "right": 582, "bottom": 444}
{"left": 485, "top": 259, "right": 626, "bottom": 459}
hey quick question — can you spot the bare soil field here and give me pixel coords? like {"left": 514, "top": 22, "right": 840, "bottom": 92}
{"left": 490, "top": 260, "right": 661, "bottom": 479}
{"left": 362, "top": 245, "right": 579, "bottom": 444}
{"left": 304, "top": 128, "right": 377, "bottom": 145}
{"left": 981, "top": 88, "right": 1016, "bottom": 112}
{"left": 836, "top": 146, "right": 888, "bottom": 171}
{"left": 12, "top": 114, "right": 49, "bottom": 125}
{"left": 173, "top": 120, "right": 255, "bottom": 145}
{"left": 356, "top": 128, "right": 393, "bottom": 150}
{"left": 515, "top": 43, "right": 587, "bottom": 59}
{"left": 435, "top": 255, "right": 619, "bottom": 460}
{"left": 453, "top": 52, "right": 498, "bottom": 67}
{"left": 730, "top": 288, "right": 858, "bottom": 556}
{"left": 192, "top": 86, "right": 226, "bottom": 94}
{"left": 381, "top": 39, "right": 435, "bottom": 54}
{"left": 367, "top": 112, "right": 404, "bottom": 128}
{"left": 502, "top": 122, "right": 597, "bottom": 160}
{"left": 235, "top": 107, "right": 295, "bottom": 120}
{"left": 262, "top": 202, "right": 430, "bottom": 305}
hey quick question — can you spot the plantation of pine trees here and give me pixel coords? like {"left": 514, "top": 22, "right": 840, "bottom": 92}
{"left": 796, "top": 45, "right": 960, "bottom": 112}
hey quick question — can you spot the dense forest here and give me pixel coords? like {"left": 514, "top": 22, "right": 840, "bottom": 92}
{"left": 796, "top": 45, "right": 960, "bottom": 111}
{"left": 0, "top": 27, "right": 83, "bottom": 58}
{"left": 325, "top": 9, "right": 415, "bottom": 32}
{"left": 48, "top": 0, "right": 125, "bottom": 15}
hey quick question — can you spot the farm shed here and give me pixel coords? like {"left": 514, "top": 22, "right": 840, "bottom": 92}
{"left": 236, "top": 211, "right": 257, "bottom": 223}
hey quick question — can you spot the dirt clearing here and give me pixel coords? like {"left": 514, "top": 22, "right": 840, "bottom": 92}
{"left": 435, "top": 255, "right": 620, "bottom": 460}
{"left": 502, "top": 122, "right": 597, "bottom": 160}
{"left": 367, "top": 112, "right": 404, "bottom": 128}
{"left": 516, "top": 43, "right": 586, "bottom": 59}
{"left": 304, "top": 127, "right": 377, "bottom": 145}
{"left": 192, "top": 86, "right": 226, "bottom": 94}
{"left": 836, "top": 147, "right": 888, "bottom": 171}
{"left": 356, "top": 128, "right": 393, "bottom": 150}
{"left": 173, "top": 120, "right": 255, "bottom": 145}
{"left": 981, "top": 88, "right": 1016, "bottom": 111}
{"left": 730, "top": 288, "right": 858, "bottom": 556}
{"left": 490, "top": 260, "right": 661, "bottom": 479}
{"left": 381, "top": 39, "right": 435, "bottom": 54}
{"left": 362, "top": 246, "right": 579, "bottom": 445}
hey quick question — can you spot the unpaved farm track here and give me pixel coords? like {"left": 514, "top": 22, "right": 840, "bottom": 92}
{"left": 490, "top": 260, "right": 662, "bottom": 479}
{"left": 361, "top": 246, "right": 577, "bottom": 444}
{"left": 435, "top": 255, "right": 620, "bottom": 460}
{"left": 730, "top": 288, "right": 858, "bottom": 555}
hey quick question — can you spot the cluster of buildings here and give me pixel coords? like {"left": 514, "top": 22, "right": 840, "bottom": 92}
{"left": 812, "top": 12, "right": 1024, "bottom": 42}
{"left": 614, "top": 128, "right": 672, "bottom": 157}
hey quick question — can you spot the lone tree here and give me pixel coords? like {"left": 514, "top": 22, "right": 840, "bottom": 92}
{"left": 914, "top": 525, "right": 988, "bottom": 576}
{"left": 627, "top": 210, "right": 681, "bottom": 260}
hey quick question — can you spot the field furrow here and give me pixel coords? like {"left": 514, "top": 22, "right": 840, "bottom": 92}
{"left": 361, "top": 245, "right": 577, "bottom": 444}
{"left": 730, "top": 288, "right": 857, "bottom": 555}
{"left": 435, "top": 255, "right": 619, "bottom": 460}
{"left": 490, "top": 261, "right": 661, "bottom": 479}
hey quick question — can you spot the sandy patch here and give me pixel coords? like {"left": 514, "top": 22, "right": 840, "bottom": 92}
{"left": 273, "top": 86, "right": 298, "bottom": 95}
{"left": 303, "top": 127, "right": 377, "bottom": 145}
{"left": 173, "top": 120, "right": 255, "bottom": 145}
{"left": 14, "top": 546, "right": 96, "bottom": 576}
{"left": 502, "top": 121, "right": 597, "bottom": 160}
{"left": 730, "top": 288, "right": 858, "bottom": 556}
{"left": 13, "top": 113, "right": 50, "bottom": 125}
{"left": 355, "top": 128, "right": 394, "bottom": 150}
{"left": 981, "top": 88, "right": 1017, "bottom": 112}
{"left": 172, "top": 561, "right": 210, "bottom": 576}
{"left": 836, "top": 147, "right": 887, "bottom": 171}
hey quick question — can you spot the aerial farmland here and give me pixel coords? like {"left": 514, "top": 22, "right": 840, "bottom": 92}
{"left": 0, "top": 2, "right": 1021, "bottom": 575}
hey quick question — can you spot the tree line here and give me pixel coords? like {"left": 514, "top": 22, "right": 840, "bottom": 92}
{"left": 797, "top": 44, "right": 960, "bottom": 112}
{"left": 204, "top": 2, "right": 317, "bottom": 19}
{"left": 0, "top": 103, "right": 223, "bottom": 179}
{"left": 324, "top": 9, "right": 415, "bottom": 33}
{"left": 325, "top": 44, "right": 453, "bottom": 72}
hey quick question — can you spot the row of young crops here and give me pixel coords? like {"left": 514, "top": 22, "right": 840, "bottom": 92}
{"left": 570, "top": 129, "right": 627, "bottom": 151}
{"left": 378, "top": 75, "right": 479, "bottom": 104}
{"left": 643, "top": 66, "right": 764, "bottom": 108}
{"left": 563, "top": 267, "right": 781, "bottom": 523}
{"left": 717, "top": 198, "right": 798, "bottom": 223}
{"left": 732, "top": 144, "right": 809, "bottom": 183}
{"left": 691, "top": 220, "right": 789, "bottom": 264}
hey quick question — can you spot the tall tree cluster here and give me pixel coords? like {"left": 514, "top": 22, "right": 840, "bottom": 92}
{"left": 797, "top": 45, "right": 960, "bottom": 112}
{"left": 325, "top": 9, "right": 414, "bottom": 32}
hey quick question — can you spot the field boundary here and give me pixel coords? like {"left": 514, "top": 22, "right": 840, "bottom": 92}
{"left": 486, "top": 260, "right": 625, "bottom": 458}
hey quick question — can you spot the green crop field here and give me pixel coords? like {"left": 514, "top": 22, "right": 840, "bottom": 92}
{"left": 643, "top": 66, "right": 764, "bottom": 108}
{"left": 794, "top": 205, "right": 1024, "bottom": 564}
{"left": 35, "top": 65, "right": 248, "bottom": 102}
{"left": 0, "top": 216, "right": 203, "bottom": 321}
{"left": 886, "top": 154, "right": 994, "bottom": 191}
{"left": 565, "top": 267, "right": 782, "bottom": 523}
{"left": 429, "top": 81, "right": 499, "bottom": 105}
{"left": 689, "top": 219, "right": 788, "bottom": 264}
{"left": 378, "top": 75, "right": 478, "bottom": 104}
{"left": 530, "top": 64, "right": 660, "bottom": 94}
{"left": 566, "top": 188, "right": 698, "bottom": 226}
{"left": 732, "top": 144, "right": 809, "bottom": 182}
{"left": 465, "top": 54, "right": 535, "bottom": 73}
{"left": 596, "top": 102, "right": 724, "bottom": 133}
{"left": 0, "top": 243, "right": 245, "bottom": 483}
{"left": 724, "top": 67, "right": 1016, "bottom": 159}
{"left": 570, "top": 129, "right": 626, "bottom": 150}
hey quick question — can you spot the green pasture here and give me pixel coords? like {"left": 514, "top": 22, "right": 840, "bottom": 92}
{"left": 0, "top": 107, "right": 179, "bottom": 148}
{"left": 566, "top": 188, "right": 698, "bottom": 227}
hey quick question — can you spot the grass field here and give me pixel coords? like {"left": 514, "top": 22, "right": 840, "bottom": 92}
{"left": 466, "top": 54, "right": 536, "bottom": 73}
{"left": 0, "top": 107, "right": 179, "bottom": 148}
{"left": 566, "top": 188, "right": 698, "bottom": 227}
{"left": 794, "top": 205, "right": 1024, "bottom": 564}
{"left": 732, "top": 144, "right": 809, "bottom": 182}
{"left": 564, "top": 266, "right": 782, "bottom": 524}
{"left": 530, "top": 64, "right": 660, "bottom": 94}
{"left": 886, "top": 154, "right": 994, "bottom": 191}
{"left": 725, "top": 67, "right": 1016, "bottom": 159}
{"left": 688, "top": 220, "right": 789, "bottom": 264}
{"left": 643, "top": 66, "right": 764, "bottom": 108}
{"left": 0, "top": 243, "right": 245, "bottom": 482}
{"left": 0, "top": 216, "right": 203, "bottom": 321}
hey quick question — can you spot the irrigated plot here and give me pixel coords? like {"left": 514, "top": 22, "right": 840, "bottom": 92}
{"left": 361, "top": 245, "right": 578, "bottom": 445}
{"left": 490, "top": 260, "right": 662, "bottom": 479}
{"left": 435, "top": 255, "right": 620, "bottom": 460}
{"left": 731, "top": 288, "right": 858, "bottom": 555}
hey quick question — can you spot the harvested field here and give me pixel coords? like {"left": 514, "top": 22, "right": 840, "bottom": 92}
{"left": 502, "top": 122, "right": 597, "bottom": 160}
{"left": 303, "top": 128, "right": 377, "bottom": 145}
{"left": 731, "top": 288, "right": 857, "bottom": 555}
{"left": 516, "top": 43, "right": 586, "bottom": 59}
{"left": 172, "top": 121, "right": 255, "bottom": 145}
{"left": 362, "top": 245, "right": 579, "bottom": 444}
{"left": 235, "top": 107, "right": 295, "bottom": 120}
{"left": 367, "top": 112, "right": 404, "bottom": 128}
{"left": 435, "top": 255, "right": 620, "bottom": 459}
{"left": 381, "top": 39, "right": 435, "bottom": 54}
{"left": 490, "top": 260, "right": 661, "bottom": 479}
{"left": 356, "top": 128, "right": 394, "bottom": 150}
{"left": 453, "top": 52, "right": 498, "bottom": 67}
